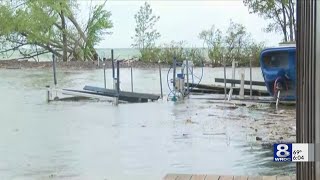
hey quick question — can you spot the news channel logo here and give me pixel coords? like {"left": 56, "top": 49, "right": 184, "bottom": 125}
{"left": 273, "top": 143, "right": 292, "bottom": 162}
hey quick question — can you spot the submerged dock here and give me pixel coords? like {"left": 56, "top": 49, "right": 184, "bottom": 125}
{"left": 186, "top": 83, "right": 270, "bottom": 96}
{"left": 163, "top": 174, "right": 295, "bottom": 180}
{"left": 63, "top": 85, "right": 160, "bottom": 103}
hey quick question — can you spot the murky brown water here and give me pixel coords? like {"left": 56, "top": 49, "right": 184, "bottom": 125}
{"left": 0, "top": 67, "right": 295, "bottom": 180}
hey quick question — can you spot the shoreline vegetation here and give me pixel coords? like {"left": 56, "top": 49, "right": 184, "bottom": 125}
{"left": 0, "top": 58, "right": 263, "bottom": 70}
{"left": 0, "top": 1, "right": 296, "bottom": 70}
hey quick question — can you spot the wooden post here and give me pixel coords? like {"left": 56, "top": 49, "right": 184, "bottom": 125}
{"left": 159, "top": 63, "right": 163, "bottom": 99}
{"left": 231, "top": 60, "right": 235, "bottom": 87}
{"left": 250, "top": 58, "right": 253, "bottom": 99}
{"left": 130, "top": 64, "right": 133, "bottom": 92}
{"left": 239, "top": 71, "right": 245, "bottom": 99}
{"left": 111, "top": 49, "right": 115, "bottom": 79}
{"left": 103, "top": 60, "right": 106, "bottom": 89}
{"left": 52, "top": 54, "right": 57, "bottom": 86}
{"left": 186, "top": 60, "right": 189, "bottom": 96}
{"left": 223, "top": 56, "right": 227, "bottom": 100}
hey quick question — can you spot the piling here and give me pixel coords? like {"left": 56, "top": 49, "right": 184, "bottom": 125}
{"left": 115, "top": 60, "right": 120, "bottom": 105}
{"left": 52, "top": 54, "right": 57, "bottom": 86}
{"left": 103, "top": 59, "right": 106, "bottom": 89}
{"left": 186, "top": 60, "right": 189, "bottom": 95}
{"left": 239, "top": 71, "right": 245, "bottom": 99}
{"left": 159, "top": 63, "right": 163, "bottom": 98}
{"left": 231, "top": 60, "right": 235, "bottom": 87}
{"left": 111, "top": 49, "right": 115, "bottom": 79}
{"left": 223, "top": 56, "right": 227, "bottom": 100}
{"left": 173, "top": 57, "right": 177, "bottom": 90}
{"left": 130, "top": 64, "right": 133, "bottom": 92}
{"left": 249, "top": 58, "right": 253, "bottom": 99}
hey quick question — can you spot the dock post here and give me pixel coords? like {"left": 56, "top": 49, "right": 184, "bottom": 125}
{"left": 46, "top": 85, "right": 50, "bottom": 103}
{"left": 231, "top": 60, "right": 235, "bottom": 87}
{"left": 186, "top": 59, "right": 189, "bottom": 97}
{"left": 239, "top": 71, "right": 245, "bottom": 99}
{"left": 131, "top": 64, "right": 133, "bottom": 92}
{"left": 103, "top": 59, "right": 106, "bottom": 89}
{"left": 223, "top": 56, "right": 227, "bottom": 100}
{"left": 173, "top": 57, "right": 177, "bottom": 91}
{"left": 52, "top": 54, "right": 57, "bottom": 86}
{"left": 111, "top": 49, "right": 115, "bottom": 79}
{"left": 116, "top": 60, "right": 120, "bottom": 105}
{"left": 249, "top": 57, "right": 253, "bottom": 99}
{"left": 158, "top": 62, "right": 163, "bottom": 99}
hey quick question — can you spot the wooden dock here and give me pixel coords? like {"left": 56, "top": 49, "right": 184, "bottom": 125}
{"left": 186, "top": 83, "right": 270, "bottom": 96}
{"left": 63, "top": 85, "right": 160, "bottom": 103}
{"left": 163, "top": 174, "right": 295, "bottom": 180}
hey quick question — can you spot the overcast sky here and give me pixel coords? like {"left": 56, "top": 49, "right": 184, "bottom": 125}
{"left": 78, "top": 1, "right": 283, "bottom": 48}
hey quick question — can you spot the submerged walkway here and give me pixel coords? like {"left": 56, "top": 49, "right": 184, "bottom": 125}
{"left": 163, "top": 174, "right": 296, "bottom": 180}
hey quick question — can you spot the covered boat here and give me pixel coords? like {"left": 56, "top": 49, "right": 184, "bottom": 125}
{"left": 259, "top": 45, "right": 296, "bottom": 101}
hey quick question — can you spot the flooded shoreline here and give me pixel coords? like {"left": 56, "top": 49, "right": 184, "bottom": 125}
{"left": 0, "top": 68, "right": 295, "bottom": 179}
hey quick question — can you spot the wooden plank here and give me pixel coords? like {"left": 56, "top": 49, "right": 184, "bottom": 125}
{"left": 176, "top": 174, "right": 192, "bottom": 180}
{"left": 276, "top": 177, "right": 291, "bottom": 180}
{"left": 234, "top": 176, "right": 248, "bottom": 180}
{"left": 262, "top": 176, "right": 276, "bottom": 180}
{"left": 84, "top": 86, "right": 160, "bottom": 100}
{"left": 215, "top": 78, "right": 266, "bottom": 86}
{"left": 219, "top": 176, "right": 234, "bottom": 180}
{"left": 190, "top": 175, "right": 206, "bottom": 180}
{"left": 163, "top": 174, "right": 178, "bottom": 180}
{"left": 205, "top": 175, "right": 220, "bottom": 180}
{"left": 248, "top": 177, "right": 263, "bottom": 180}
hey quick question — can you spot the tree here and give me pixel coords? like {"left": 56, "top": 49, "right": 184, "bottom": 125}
{"left": 243, "top": 0, "right": 296, "bottom": 42}
{"left": 224, "top": 20, "right": 251, "bottom": 65}
{"left": 132, "top": 2, "right": 160, "bottom": 62}
{"left": 199, "top": 25, "right": 224, "bottom": 67}
{"left": 0, "top": 0, "right": 113, "bottom": 61}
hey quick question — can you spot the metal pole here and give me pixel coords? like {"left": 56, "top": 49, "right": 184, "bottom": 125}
{"left": 159, "top": 63, "right": 163, "bottom": 98}
{"left": 250, "top": 57, "right": 253, "bottom": 99}
{"left": 52, "top": 54, "right": 57, "bottom": 86}
{"left": 111, "top": 49, "right": 115, "bottom": 79}
{"left": 223, "top": 56, "right": 227, "bottom": 100}
{"left": 130, "top": 64, "right": 133, "bottom": 92}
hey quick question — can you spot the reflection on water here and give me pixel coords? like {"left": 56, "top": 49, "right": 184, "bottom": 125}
{"left": 0, "top": 68, "right": 295, "bottom": 180}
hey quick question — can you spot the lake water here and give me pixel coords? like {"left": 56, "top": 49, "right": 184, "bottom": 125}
{"left": 0, "top": 67, "right": 295, "bottom": 180}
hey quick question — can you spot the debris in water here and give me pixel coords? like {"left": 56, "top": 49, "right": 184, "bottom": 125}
{"left": 185, "top": 119, "right": 198, "bottom": 124}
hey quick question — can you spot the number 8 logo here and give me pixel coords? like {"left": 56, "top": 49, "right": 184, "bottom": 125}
{"left": 276, "top": 144, "right": 290, "bottom": 157}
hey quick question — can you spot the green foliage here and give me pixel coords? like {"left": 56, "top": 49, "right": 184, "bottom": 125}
{"left": 0, "top": 0, "right": 113, "bottom": 61}
{"left": 158, "top": 41, "right": 205, "bottom": 66}
{"left": 132, "top": 2, "right": 160, "bottom": 62}
{"left": 243, "top": 0, "right": 296, "bottom": 42}
{"left": 199, "top": 25, "right": 224, "bottom": 66}
{"left": 199, "top": 20, "right": 265, "bottom": 67}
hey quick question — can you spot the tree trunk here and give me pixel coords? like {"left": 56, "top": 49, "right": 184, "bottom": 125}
{"left": 281, "top": 2, "right": 288, "bottom": 42}
{"left": 60, "top": 4, "right": 67, "bottom": 62}
{"left": 286, "top": 0, "right": 294, "bottom": 41}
